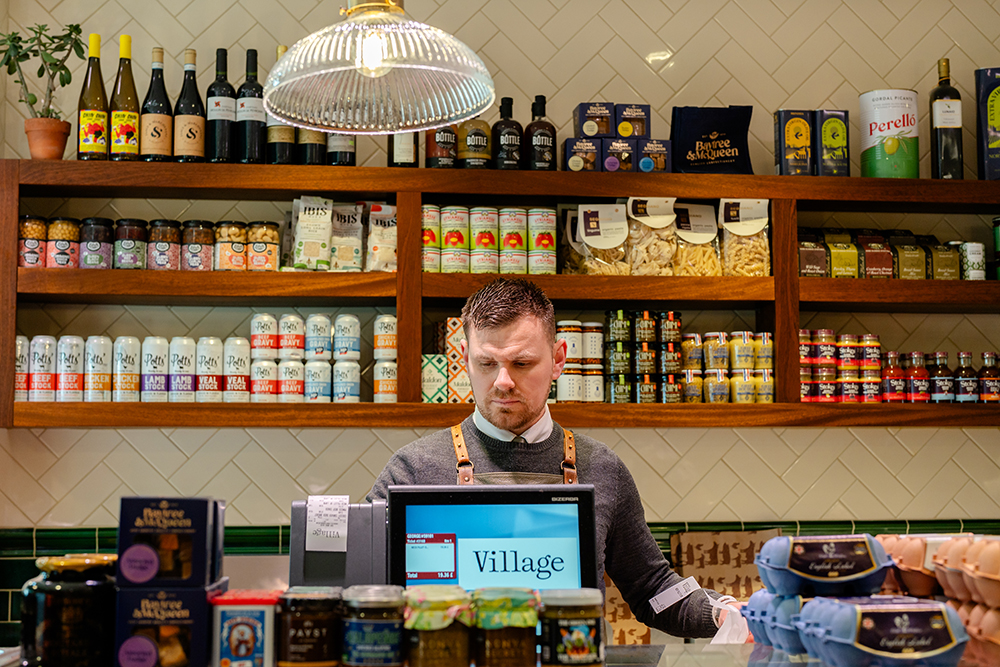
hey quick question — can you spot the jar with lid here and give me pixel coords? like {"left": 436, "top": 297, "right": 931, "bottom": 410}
{"left": 342, "top": 585, "right": 404, "bottom": 667}
{"left": 799, "top": 329, "right": 813, "bottom": 367}
{"left": 556, "top": 320, "right": 583, "bottom": 363}
{"left": 658, "top": 311, "right": 681, "bottom": 343}
{"left": 633, "top": 310, "right": 657, "bottom": 342}
{"left": 20, "top": 554, "right": 117, "bottom": 667}
{"left": 754, "top": 332, "right": 773, "bottom": 369}
{"left": 80, "top": 217, "right": 114, "bottom": 269}
{"left": 882, "top": 351, "right": 906, "bottom": 403}
{"left": 730, "top": 369, "right": 755, "bottom": 403}
{"left": 581, "top": 322, "right": 603, "bottom": 364}
{"left": 659, "top": 373, "right": 681, "bottom": 403}
{"left": 604, "top": 342, "right": 632, "bottom": 375}
{"left": 955, "top": 351, "right": 979, "bottom": 403}
{"left": 659, "top": 342, "right": 681, "bottom": 374}
{"left": 114, "top": 219, "right": 148, "bottom": 269}
{"left": 634, "top": 373, "right": 658, "bottom": 403}
{"left": 404, "top": 585, "right": 473, "bottom": 667}
{"left": 814, "top": 329, "right": 836, "bottom": 367}
{"left": 182, "top": 220, "right": 214, "bottom": 271}
{"left": 815, "top": 367, "right": 838, "bottom": 403}
{"left": 215, "top": 221, "right": 248, "bottom": 271}
{"left": 472, "top": 587, "right": 539, "bottom": 667}
{"left": 680, "top": 369, "right": 702, "bottom": 403}
{"left": 681, "top": 333, "right": 703, "bottom": 370}
{"left": 837, "top": 334, "right": 859, "bottom": 371}
{"left": 703, "top": 369, "right": 729, "bottom": 403}
{"left": 906, "top": 352, "right": 930, "bottom": 403}
{"left": 46, "top": 216, "right": 81, "bottom": 268}
{"left": 18, "top": 214, "right": 47, "bottom": 267}
{"left": 754, "top": 369, "right": 774, "bottom": 403}
{"left": 861, "top": 369, "right": 882, "bottom": 403}
{"left": 247, "top": 221, "right": 280, "bottom": 271}
{"left": 557, "top": 363, "right": 583, "bottom": 402}
{"left": 930, "top": 352, "right": 954, "bottom": 403}
{"left": 839, "top": 370, "right": 860, "bottom": 403}
{"left": 800, "top": 367, "right": 813, "bottom": 403}
{"left": 582, "top": 365, "right": 604, "bottom": 402}
{"left": 606, "top": 374, "right": 632, "bottom": 404}
{"left": 703, "top": 332, "right": 729, "bottom": 370}
{"left": 633, "top": 341, "right": 658, "bottom": 374}
{"left": 278, "top": 586, "right": 343, "bottom": 667}
{"left": 605, "top": 310, "right": 632, "bottom": 342}
{"left": 147, "top": 219, "right": 181, "bottom": 271}
{"left": 860, "top": 334, "right": 882, "bottom": 370}
{"left": 729, "top": 331, "right": 755, "bottom": 369}
{"left": 539, "top": 588, "right": 604, "bottom": 666}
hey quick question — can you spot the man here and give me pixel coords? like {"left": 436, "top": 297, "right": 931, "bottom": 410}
{"left": 368, "top": 278, "right": 722, "bottom": 638}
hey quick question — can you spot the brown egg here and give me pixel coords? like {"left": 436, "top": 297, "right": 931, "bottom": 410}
{"left": 933, "top": 537, "right": 958, "bottom": 598}
{"left": 975, "top": 607, "right": 1000, "bottom": 664}
{"left": 896, "top": 536, "right": 941, "bottom": 597}
{"left": 970, "top": 539, "right": 1000, "bottom": 608}
{"left": 946, "top": 537, "right": 977, "bottom": 602}
{"left": 963, "top": 539, "right": 990, "bottom": 604}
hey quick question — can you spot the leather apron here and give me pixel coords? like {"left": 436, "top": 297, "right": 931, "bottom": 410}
{"left": 451, "top": 423, "right": 578, "bottom": 485}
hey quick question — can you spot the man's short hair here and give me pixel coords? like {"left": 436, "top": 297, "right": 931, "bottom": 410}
{"left": 461, "top": 278, "right": 556, "bottom": 341}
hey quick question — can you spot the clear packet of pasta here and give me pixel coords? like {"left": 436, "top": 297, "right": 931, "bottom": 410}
{"left": 626, "top": 197, "right": 678, "bottom": 276}
{"left": 719, "top": 199, "right": 770, "bottom": 277}
{"left": 561, "top": 209, "right": 587, "bottom": 274}
{"left": 366, "top": 204, "right": 397, "bottom": 272}
{"left": 673, "top": 203, "right": 722, "bottom": 276}
{"left": 578, "top": 203, "right": 631, "bottom": 275}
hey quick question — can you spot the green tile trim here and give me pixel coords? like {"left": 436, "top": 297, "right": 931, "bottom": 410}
{"left": 35, "top": 528, "right": 99, "bottom": 556}
{"left": 0, "top": 530, "right": 33, "bottom": 557}
{"left": 0, "top": 622, "right": 19, "bottom": 650}
{"left": 0, "top": 560, "right": 39, "bottom": 591}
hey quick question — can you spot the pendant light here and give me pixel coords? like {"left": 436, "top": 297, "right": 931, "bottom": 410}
{"left": 263, "top": 0, "right": 496, "bottom": 135}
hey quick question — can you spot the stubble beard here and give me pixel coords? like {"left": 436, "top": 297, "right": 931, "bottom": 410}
{"left": 478, "top": 389, "right": 541, "bottom": 433}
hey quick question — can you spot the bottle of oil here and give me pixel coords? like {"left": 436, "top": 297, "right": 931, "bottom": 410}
{"left": 523, "top": 94, "right": 556, "bottom": 170}
{"left": 457, "top": 116, "right": 491, "bottom": 169}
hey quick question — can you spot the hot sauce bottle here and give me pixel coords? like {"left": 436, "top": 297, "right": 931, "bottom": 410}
{"left": 929, "top": 351, "right": 954, "bottom": 403}
{"left": 905, "top": 351, "right": 930, "bottom": 403}
{"left": 955, "top": 351, "right": 980, "bottom": 403}
{"left": 882, "top": 351, "right": 906, "bottom": 403}
{"left": 980, "top": 351, "right": 1000, "bottom": 403}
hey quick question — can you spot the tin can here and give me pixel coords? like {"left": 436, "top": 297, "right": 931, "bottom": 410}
{"left": 305, "top": 314, "right": 333, "bottom": 360}
{"left": 334, "top": 314, "right": 362, "bottom": 361}
{"left": 168, "top": 336, "right": 196, "bottom": 402}
{"left": 279, "top": 313, "right": 305, "bottom": 360}
{"left": 774, "top": 109, "right": 814, "bottom": 175}
{"left": 582, "top": 365, "right": 604, "bottom": 402}
{"left": 84, "top": 336, "right": 112, "bottom": 402}
{"left": 333, "top": 360, "right": 361, "bottom": 403}
{"left": 470, "top": 207, "right": 499, "bottom": 273}
{"left": 15, "top": 335, "right": 29, "bottom": 402}
{"left": 859, "top": 89, "right": 919, "bottom": 178}
{"left": 374, "top": 314, "right": 397, "bottom": 360}
{"left": 251, "top": 359, "right": 278, "bottom": 403}
{"left": 527, "top": 207, "right": 557, "bottom": 274}
{"left": 139, "top": 336, "right": 169, "bottom": 402}
{"left": 112, "top": 336, "right": 141, "bottom": 402}
{"left": 960, "top": 242, "right": 986, "bottom": 280}
{"left": 304, "top": 360, "right": 332, "bottom": 403}
{"left": 556, "top": 363, "right": 583, "bottom": 403}
{"left": 440, "top": 206, "right": 470, "bottom": 273}
{"left": 421, "top": 204, "right": 441, "bottom": 273}
{"left": 279, "top": 359, "right": 305, "bottom": 402}
{"left": 556, "top": 320, "right": 583, "bottom": 363}
{"left": 196, "top": 336, "right": 224, "bottom": 402}
{"left": 374, "top": 360, "right": 397, "bottom": 403}
{"left": 29, "top": 335, "right": 57, "bottom": 402}
{"left": 250, "top": 313, "right": 278, "bottom": 359}
{"left": 499, "top": 207, "right": 528, "bottom": 274}
{"left": 56, "top": 335, "right": 84, "bottom": 402}
{"left": 223, "top": 337, "right": 250, "bottom": 402}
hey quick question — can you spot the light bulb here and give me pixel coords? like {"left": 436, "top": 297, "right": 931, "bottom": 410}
{"left": 357, "top": 28, "right": 391, "bottom": 78}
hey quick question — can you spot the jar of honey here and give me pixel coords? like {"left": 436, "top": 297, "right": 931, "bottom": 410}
{"left": 404, "top": 585, "right": 473, "bottom": 667}
{"left": 472, "top": 588, "right": 539, "bottom": 667}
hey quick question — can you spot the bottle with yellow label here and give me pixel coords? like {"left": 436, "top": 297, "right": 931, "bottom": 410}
{"left": 110, "top": 35, "right": 139, "bottom": 161}
{"left": 77, "top": 33, "right": 108, "bottom": 160}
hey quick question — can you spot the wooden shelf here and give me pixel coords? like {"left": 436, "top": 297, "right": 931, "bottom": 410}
{"left": 16, "top": 268, "right": 396, "bottom": 305}
{"left": 800, "top": 278, "right": 1000, "bottom": 313}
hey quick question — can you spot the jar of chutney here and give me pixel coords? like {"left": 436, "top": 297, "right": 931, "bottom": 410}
{"left": 80, "top": 217, "right": 114, "bottom": 269}
{"left": 404, "top": 585, "right": 473, "bottom": 667}
{"left": 539, "top": 588, "right": 604, "bottom": 665}
{"left": 342, "top": 585, "right": 404, "bottom": 666}
{"left": 278, "top": 586, "right": 343, "bottom": 666}
{"left": 114, "top": 218, "right": 148, "bottom": 269}
{"left": 472, "top": 587, "right": 539, "bottom": 667}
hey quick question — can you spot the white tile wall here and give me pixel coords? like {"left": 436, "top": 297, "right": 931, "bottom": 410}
{"left": 3, "top": 0, "right": 1000, "bottom": 527}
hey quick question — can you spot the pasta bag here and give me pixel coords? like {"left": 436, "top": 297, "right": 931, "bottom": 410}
{"left": 673, "top": 203, "right": 722, "bottom": 276}
{"left": 366, "top": 204, "right": 398, "bottom": 272}
{"left": 719, "top": 198, "right": 771, "bottom": 277}
{"left": 329, "top": 203, "right": 364, "bottom": 272}
{"left": 626, "top": 197, "right": 678, "bottom": 276}
{"left": 578, "top": 203, "right": 630, "bottom": 275}
{"left": 560, "top": 209, "right": 587, "bottom": 275}
{"left": 293, "top": 196, "right": 334, "bottom": 271}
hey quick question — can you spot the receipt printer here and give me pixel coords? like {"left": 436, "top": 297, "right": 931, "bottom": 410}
{"left": 288, "top": 499, "right": 387, "bottom": 587}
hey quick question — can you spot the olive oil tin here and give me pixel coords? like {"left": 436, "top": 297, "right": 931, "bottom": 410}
{"left": 859, "top": 89, "right": 919, "bottom": 178}
{"left": 773, "top": 109, "right": 813, "bottom": 175}
{"left": 813, "top": 110, "right": 850, "bottom": 176}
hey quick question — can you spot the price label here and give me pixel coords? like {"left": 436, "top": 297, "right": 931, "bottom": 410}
{"left": 306, "top": 495, "right": 349, "bottom": 552}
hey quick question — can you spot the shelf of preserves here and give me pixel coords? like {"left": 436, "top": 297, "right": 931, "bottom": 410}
{"left": 799, "top": 278, "right": 1000, "bottom": 313}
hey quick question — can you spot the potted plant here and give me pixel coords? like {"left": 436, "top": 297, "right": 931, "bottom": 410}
{"left": 0, "top": 23, "right": 84, "bottom": 159}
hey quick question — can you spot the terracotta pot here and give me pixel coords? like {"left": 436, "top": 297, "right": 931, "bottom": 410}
{"left": 24, "top": 117, "right": 71, "bottom": 160}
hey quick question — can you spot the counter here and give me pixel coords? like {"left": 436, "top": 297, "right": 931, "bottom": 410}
{"left": 605, "top": 644, "right": 988, "bottom": 666}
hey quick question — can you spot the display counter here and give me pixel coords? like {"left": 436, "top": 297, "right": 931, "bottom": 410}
{"left": 605, "top": 644, "right": 989, "bottom": 666}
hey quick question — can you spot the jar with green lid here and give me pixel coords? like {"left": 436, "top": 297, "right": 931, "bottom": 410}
{"left": 604, "top": 310, "right": 632, "bottom": 342}
{"left": 539, "top": 588, "right": 604, "bottom": 666}
{"left": 342, "top": 585, "right": 404, "bottom": 666}
{"left": 278, "top": 586, "right": 343, "bottom": 666}
{"left": 404, "top": 585, "right": 473, "bottom": 667}
{"left": 472, "top": 587, "right": 539, "bottom": 667}
{"left": 606, "top": 374, "right": 632, "bottom": 404}
{"left": 21, "top": 553, "right": 117, "bottom": 667}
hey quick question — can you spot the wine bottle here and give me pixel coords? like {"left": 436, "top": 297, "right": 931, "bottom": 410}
{"left": 492, "top": 97, "right": 522, "bottom": 170}
{"left": 326, "top": 134, "right": 356, "bottom": 166}
{"left": 140, "top": 47, "right": 173, "bottom": 161}
{"left": 173, "top": 49, "right": 205, "bottom": 162}
{"left": 109, "top": 35, "right": 139, "bottom": 161}
{"left": 930, "top": 57, "right": 963, "bottom": 180}
{"left": 388, "top": 132, "right": 418, "bottom": 167}
{"left": 205, "top": 48, "right": 236, "bottom": 163}
{"left": 77, "top": 33, "right": 108, "bottom": 161}
{"left": 234, "top": 49, "right": 265, "bottom": 164}
{"left": 297, "top": 129, "right": 326, "bottom": 165}
{"left": 524, "top": 94, "right": 556, "bottom": 170}
{"left": 266, "top": 45, "right": 295, "bottom": 165}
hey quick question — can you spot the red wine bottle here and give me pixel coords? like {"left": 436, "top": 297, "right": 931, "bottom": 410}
{"left": 140, "top": 47, "right": 172, "bottom": 162}
{"left": 234, "top": 49, "right": 265, "bottom": 164}
{"left": 173, "top": 49, "right": 205, "bottom": 163}
{"left": 206, "top": 48, "right": 235, "bottom": 163}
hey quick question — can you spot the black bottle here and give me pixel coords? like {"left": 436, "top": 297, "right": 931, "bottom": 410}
{"left": 492, "top": 97, "right": 522, "bottom": 170}
{"left": 523, "top": 95, "right": 556, "bottom": 170}
{"left": 234, "top": 49, "right": 265, "bottom": 163}
{"left": 205, "top": 48, "right": 235, "bottom": 163}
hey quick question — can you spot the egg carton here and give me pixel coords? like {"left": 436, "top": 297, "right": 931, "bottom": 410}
{"left": 755, "top": 534, "right": 892, "bottom": 597}
{"left": 931, "top": 535, "right": 1000, "bottom": 606}
{"left": 875, "top": 533, "right": 972, "bottom": 598}
{"left": 964, "top": 603, "right": 1000, "bottom": 665}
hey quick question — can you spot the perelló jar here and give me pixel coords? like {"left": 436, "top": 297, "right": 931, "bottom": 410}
{"left": 605, "top": 310, "right": 632, "bottom": 342}
{"left": 730, "top": 369, "right": 756, "bottom": 403}
{"left": 472, "top": 588, "right": 539, "bottom": 667}
{"left": 704, "top": 332, "right": 729, "bottom": 370}
{"left": 681, "top": 369, "right": 703, "bottom": 403}
{"left": 20, "top": 554, "right": 117, "bottom": 667}
{"left": 539, "top": 588, "right": 604, "bottom": 666}
{"left": 633, "top": 310, "right": 657, "bottom": 342}
{"left": 557, "top": 363, "right": 583, "bottom": 403}
{"left": 278, "top": 586, "right": 343, "bottom": 667}
{"left": 582, "top": 365, "right": 604, "bottom": 402}
{"left": 754, "top": 369, "right": 774, "bottom": 403}
{"left": 754, "top": 332, "right": 773, "bottom": 369}
{"left": 342, "top": 585, "right": 404, "bottom": 667}
{"left": 660, "top": 374, "right": 681, "bottom": 403}
{"left": 704, "top": 369, "right": 729, "bottom": 403}
{"left": 404, "top": 585, "right": 473, "bottom": 667}
{"left": 814, "top": 329, "right": 836, "bottom": 367}
{"left": 658, "top": 311, "right": 681, "bottom": 343}
{"left": 729, "top": 331, "right": 755, "bottom": 369}
{"left": 681, "top": 334, "right": 703, "bottom": 370}
{"left": 581, "top": 322, "right": 604, "bottom": 364}
{"left": 556, "top": 320, "right": 583, "bottom": 363}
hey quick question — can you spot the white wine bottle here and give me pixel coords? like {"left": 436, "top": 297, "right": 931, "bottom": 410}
{"left": 930, "top": 57, "right": 963, "bottom": 180}
{"left": 77, "top": 33, "right": 108, "bottom": 160}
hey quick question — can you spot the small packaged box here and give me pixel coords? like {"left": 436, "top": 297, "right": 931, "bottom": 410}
{"left": 615, "top": 104, "right": 651, "bottom": 138}
{"left": 637, "top": 139, "right": 671, "bottom": 172}
{"left": 564, "top": 138, "right": 602, "bottom": 172}
{"left": 574, "top": 102, "right": 615, "bottom": 138}
{"left": 421, "top": 353, "right": 448, "bottom": 403}
{"left": 117, "top": 497, "right": 217, "bottom": 587}
{"left": 115, "top": 578, "right": 228, "bottom": 667}
{"left": 446, "top": 317, "right": 473, "bottom": 404}
{"left": 211, "top": 590, "right": 282, "bottom": 667}
{"left": 773, "top": 109, "right": 813, "bottom": 175}
{"left": 813, "top": 109, "right": 850, "bottom": 176}
{"left": 602, "top": 138, "right": 637, "bottom": 172}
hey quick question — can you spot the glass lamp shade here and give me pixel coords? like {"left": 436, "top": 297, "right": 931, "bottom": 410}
{"left": 263, "top": 6, "right": 495, "bottom": 134}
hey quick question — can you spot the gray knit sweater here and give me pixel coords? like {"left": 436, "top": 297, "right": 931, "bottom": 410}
{"left": 367, "top": 416, "right": 719, "bottom": 638}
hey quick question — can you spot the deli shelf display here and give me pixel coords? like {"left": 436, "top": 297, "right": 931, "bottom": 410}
{"left": 800, "top": 278, "right": 1000, "bottom": 313}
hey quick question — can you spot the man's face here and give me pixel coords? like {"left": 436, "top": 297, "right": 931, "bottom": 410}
{"left": 462, "top": 315, "right": 567, "bottom": 434}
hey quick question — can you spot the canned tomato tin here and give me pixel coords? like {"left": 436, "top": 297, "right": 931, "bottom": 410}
{"left": 334, "top": 314, "right": 362, "bottom": 361}
{"left": 112, "top": 336, "right": 140, "bottom": 402}
{"left": 29, "top": 335, "right": 57, "bottom": 402}
{"left": 279, "top": 359, "right": 305, "bottom": 402}
{"left": 470, "top": 207, "right": 499, "bottom": 274}
{"left": 56, "top": 335, "right": 84, "bottom": 402}
{"left": 140, "top": 336, "right": 169, "bottom": 402}
{"left": 223, "top": 337, "right": 250, "bottom": 402}
{"left": 556, "top": 320, "right": 583, "bottom": 363}
{"left": 374, "top": 314, "right": 397, "bottom": 360}
{"left": 251, "top": 359, "right": 278, "bottom": 403}
{"left": 582, "top": 365, "right": 604, "bottom": 402}
{"left": 422, "top": 204, "right": 441, "bottom": 273}
{"left": 333, "top": 360, "right": 361, "bottom": 403}
{"left": 196, "top": 336, "right": 224, "bottom": 402}
{"left": 250, "top": 313, "right": 278, "bottom": 359}
{"left": 305, "top": 360, "right": 332, "bottom": 403}
{"left": 84, "top": 336, "right": 112, "bottom": 402}
{"left": 305, "top": 314, "right": 333, "bottom": 360}
{"left": 440, "top": 206, "right": 470, "bottom": 273}
{"left": 859, "top": 89, "right": 918, "bottom": 178}
{"left": 581, "top": 322, "right": 603, "bottom": 364}
{"left": 527, "top": 207, "right": 557, "bottom": 274}
{"left": 373, "top": 360, "right": 397, "bottom": 403}
{"left": 15, "top": 335, "right": 29, "bottom": 402}
{"left": 168, "top": 336, "right": 196, "bottom": 402}
{"left": 279, "top": 313, "right": 305, "bottom": 360}
{"left": 499, "top": 207, "right": 528, "bottom": 274}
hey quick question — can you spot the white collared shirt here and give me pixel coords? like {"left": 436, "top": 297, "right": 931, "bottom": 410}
{"left": 473, "top": 405, "right": 554, "bottom": 444}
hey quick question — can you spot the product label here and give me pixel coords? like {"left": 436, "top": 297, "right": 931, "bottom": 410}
{"left": 299, "top": 129, "right": 325, "bottom": 145}
{"left": 859, "top": 90, "right": 919, "bottom": 178}
{"left": 907, "top": 377, "right": 930, "bottom": 402}
{"left": 215, "top": 242, "right": 246, "bottom": 270}
{"left": 81, "top": 241, "right": 112, "bottom": 269}
{"left": 206, "top": 96, "right": 236, "bottom": 122}
{"left": 79, "top": 109, "right": 108, "bottom": 153}
{"left": 883, "top": 376, "right": 906, "bottom": 402}
{"left": 932, "top": 99, "right": 962, "bottom": 128}
{"left": 114, "top": 240, "right": 147, "bottom": 269}
{"left": 182, "top": 243, "right": 212, "bottom": 271}
{"left": 982, "top": 377, "right": 1000, "bottom": 401}
{"left": 786, "top": 536, "right": 877, "bottom": 580}
{"left": 327, "top": 134, "right": 356, "bottom": 152}
{"left": 196, "top": 374, "right": 222, "bottom": 401}
{"left": 861, "top": 378, "right": 882, "bottom": 402}
{"left": 18, "top": 239, "right": 44, "bottom": 267}
{"left": 111, "top": 110, "right": 139, "bottom": 155}
{"left": 931, "top": 377, "right": 954, "bottom": 402}
{"left": 219, "top": 609, "right": 267, "bottom": 666}
{"left": 392, "top": 134, "right": 416, "bottom": 163}
{"left": 855, "top": 606, "right": 956, "bottom": 657}
{"left": 956, "top": 377, "right": 980, "bottom": 402}
{"left": 148, "top": 241, "right": 179, "bottom": 270}
{"left": 279, "top": 376, "right": 304, "bottom": 396}
{"left": 342, "top": 618, "right": 402, "bottom": 666}
{"left": 267, "top": 124, "right": 295, "bottom": 143}
{"left": 113, "top": 372, "right": 140, "bottom": 400}
{"left": 46, "top": 240, "right": 79, "bottom": 268}
{"left": 224, "top": 374, "right": 249, "bottom": 400}
{"left": 141, "top": 113, "right": 172, "bottom": 155}
{"left": 140, "top": 374, "right": 168, "bottom": 401}
{"left": 248, "top": 242, "right": 278, "bottom": 271}
{"left": 237, "top": 97, "right": 266, "bottom": 123}
{"left": 174, "top": 114, "right": 205, "bottom": 157}
{"left": 168, "top": 374, "right": 194, "bottom": 400}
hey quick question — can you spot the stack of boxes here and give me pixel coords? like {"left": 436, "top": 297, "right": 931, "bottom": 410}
{"left": 421, "top": 317, "right": 474, "bottom": 404}
{"left": 565, "top": 103, "right": 671, "bottom": 173}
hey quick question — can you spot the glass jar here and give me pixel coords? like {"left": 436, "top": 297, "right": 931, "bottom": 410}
{"left": 814, "top": 329, "right": 836, "bottom": 367}
{"left": 604, "top": 342, "right": 632, "bottom": 375}
{"left": 633, "top": 310, "right": 657, "bottom": 342}
{"left": 604, "top": 310, "right": 632, "bottom": 342}
{"left": 472, "top": 588, "right": 539, "bottom": 667}
{"left": 730, "top": 369, "right": 756, "bottom": 403}
{"left": 20, "top": 554, "right": 117, "bottom": 667}
{"left": 634, "top": 373, "right": 658, "bottom": 403}
{"left": 247, "top": 221, "right": 280, "bottom": 271}
{"left": 837, "top": 334, "right": 859, "bottom": 371}
{"left": 815, "top": 367, "right": 838, "bottom": 403}
{"left": 556, "top": 320, "right": 583, "bottom": 363}
{"left": 861, "top": 369, "right": 882, "bottom": 403}
{"left": 114, "top": 219, "right": 148, "bottom": 269}
{"left": 46, "top": 216, "right": 81, "bottom": 268}
{"left": 860, "top": 334, "right": 882, "bottom": 370}
{"left": 147, "top": 219, "right": 181, "bottom": 271}
{"left": 582, "top": 365, "right": 604, "bottom": 403}
{"left": 18, "top": 214, "right": 47, "bottom": 267}
{"left": 800, "top": 367, "right": 813, "bottom": 403}
{"left": 80, "top": 217, "right": 114, "bottom": 269}
{"left": 659, "top": 373, "right": 681, "bottom": 403}
{"left": 658, "top": 311, "right": 681, "bottom": 343}
{"left": 606, "top": 374, "right": 632, "bottom": 404}
{"left": 581, "top": 322, "right": 604, "bottom": 364}
{"left": 659, "top": 342, "right": 681, "bottom": 374}
{"left": 704, "top": 369, "right": 729, "bottom": 403}
{"left": 539, "top": 589, "right": 604, "bottom": 666}
{"left": 754, "top": 369, "right": 774, "bottom": 403}
{"left": 680, "top": 369, "right": 702, "bottom": 403}
{"left": 182, "top": 220, "right": 214, "bottom": 271}
{"left": 882, "top": 351, "right": 906, "bottom": 403}
{"left": 681, "top": 333, "right": 703, "bottom": 370}
{"left": 839, "top": 370, "right": 861, "bottom": 403}
{"left": 703, "top": 332, "right": 729, "bottom": 370}
{"left": 729, "top": 331, "right": 755, "bottom": 369}
{"left": 633, "top": 341, "right": 657, "bottom": 374}
{"left": 342, "top": 585, "right": 404, "bottom": 667}
{"left": 278, "top": 587, "right": 343, "bottom": 667}
{"left": 799, "top": 329, "right": 813, "bottom": 367}
{"left": 404, "top": 585, "right": 472, "bottom": 667}
{"left": 557, "top": 363, "right": 583, "bottom": 403}
{"left": 214, "top": 220, "right": 248, "bottom": 271}
{"left": 980, "top": 352, "right": 1000, "bottom": 402}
